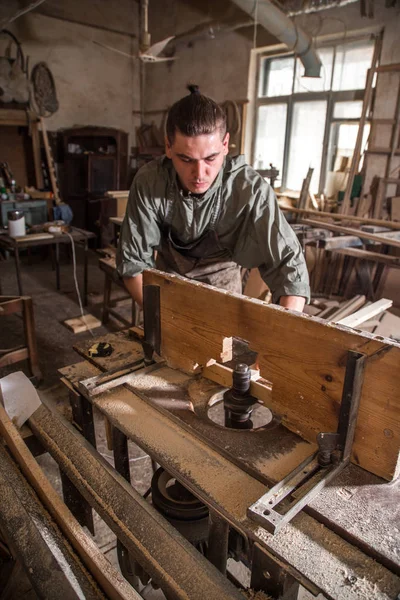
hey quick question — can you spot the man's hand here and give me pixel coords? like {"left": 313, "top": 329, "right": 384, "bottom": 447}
{"left": 123, "top": 274, "right": 143, "bottom": 308}
{"left": 279, "top": 295, "right": 305, "bottom": 312}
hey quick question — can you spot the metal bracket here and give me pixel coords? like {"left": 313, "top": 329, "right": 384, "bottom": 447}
{"left": 78, "top": 360, "right": 165, "bottom": 398}
{"left": 248, "top": 350, "right": 366, "bottom": 534}
{"left": 142, "top": 284, "right": 161, "bottom": 364}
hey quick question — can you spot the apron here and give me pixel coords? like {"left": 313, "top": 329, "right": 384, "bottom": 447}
{"left": 156, "top": 183, "right": 242, "bottom": 294}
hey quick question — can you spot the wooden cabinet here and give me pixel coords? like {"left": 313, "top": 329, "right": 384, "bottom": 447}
{"left": 62, "top": 127, "right": 128, "bottom": 235}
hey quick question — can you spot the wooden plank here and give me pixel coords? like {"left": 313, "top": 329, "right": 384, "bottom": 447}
{"left": 30, "top": 119, "right": 44, "bottom": 190}
{"left": 0, "top": 403, "right": 140, "bottom": 600}
{"left": 298, "top": 167, "right": 313, "bottom": 210}
{"left": 143, "top": 269, "right": 400, "bottom": 481}
{"left": 63, "top": 314, "right": 102, "bottom": 334}
{"left": 337, "top": 299, "right": 393, "bottom": 328}
{"left": 302, "top": 219, "right": 400, "bottom": 249}
{"left": 282, "top": 206, "right": 400, "bottom": 230}
{"left": 328, "top": 295, "right": 366, "bottom": 323}
{"left": 376, "top": 63, "right": 400, "bottom": 73}
{"left": 329, "top": 247, "right": 400, "bottom": 266}
{"left": 319, "top": 235, "right": 363, "bottom": 250}
{"left": 14, "top": 233, "right": 54, "bottom": 242}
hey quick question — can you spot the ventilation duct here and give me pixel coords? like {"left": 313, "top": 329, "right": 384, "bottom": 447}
{"left": 230, "top": 0, "right": 322, "bottom": 77}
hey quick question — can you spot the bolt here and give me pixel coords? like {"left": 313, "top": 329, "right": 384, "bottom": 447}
{"left": 263, "top": 570, "right": 271, "bottom": 580}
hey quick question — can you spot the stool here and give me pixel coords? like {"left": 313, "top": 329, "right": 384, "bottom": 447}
{"left": 0, "top": 296, "right": 42, "bottom": 384}
{"left": 99, "top": 257, "right": 140, "bottom": 327}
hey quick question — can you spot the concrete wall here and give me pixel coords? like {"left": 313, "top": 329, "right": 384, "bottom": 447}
{"left": 2, "top": 0, "right": 140, "bottom": 144}
{"left": 144, "top": 0, "right": 262, "bottom": 116}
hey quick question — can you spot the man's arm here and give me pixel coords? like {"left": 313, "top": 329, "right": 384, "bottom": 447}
{"left": 124, "top": 274, "right": 143, "bottom": 308}
{"left": 279, "top": 295, "right": 306, "bottom": 312}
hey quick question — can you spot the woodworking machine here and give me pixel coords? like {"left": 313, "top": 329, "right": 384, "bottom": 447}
{"left": 1, "top": 270, "right": 399, "bottom": 600}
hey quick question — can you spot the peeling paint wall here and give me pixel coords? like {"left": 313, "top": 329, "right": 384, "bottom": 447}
{"left": 2, "top": 0, "right": 141, "bottom": 145}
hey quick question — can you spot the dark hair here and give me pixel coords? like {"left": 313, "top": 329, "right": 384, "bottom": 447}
{"left": 166, "top": 85, "right": 227, "bottom": 144}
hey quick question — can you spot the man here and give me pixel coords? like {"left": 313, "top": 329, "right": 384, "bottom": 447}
{"left": 117, "top": 86, "right": 310, "bottom": 311}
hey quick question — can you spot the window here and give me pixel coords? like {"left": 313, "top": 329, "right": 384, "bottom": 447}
{"left": 254, "top": 38, "right": 375, "bottom": 194}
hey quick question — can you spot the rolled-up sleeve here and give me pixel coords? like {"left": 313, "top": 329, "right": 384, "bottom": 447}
{"left": 116, "top": 175, "right": 161, "bottom": 278}
{"left": 233, "top": 181, "right": 310, "bottom": 304}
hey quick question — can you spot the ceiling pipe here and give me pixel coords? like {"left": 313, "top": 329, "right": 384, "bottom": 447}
{"left": 230, "top": 0, "right": 322, "bottom": 77}
{"left": 287, "top": 0, "right": 358, "bottom": 15}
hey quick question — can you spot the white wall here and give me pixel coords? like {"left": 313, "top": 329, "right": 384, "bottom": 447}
{"left": 3, "top": 0, "right": 141, "bottom": 145}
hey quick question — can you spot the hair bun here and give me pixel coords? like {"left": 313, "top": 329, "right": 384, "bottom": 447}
{"left": 187, "top": 84, "right": 200, "bottom": 94}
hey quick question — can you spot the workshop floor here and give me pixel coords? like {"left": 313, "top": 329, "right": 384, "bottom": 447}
{"left": 0, "top": 248, "right": 319, "bottom": 600}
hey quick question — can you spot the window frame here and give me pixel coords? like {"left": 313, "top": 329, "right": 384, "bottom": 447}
{"left": 252, "top": 36, "right": 375, "bottom": 194}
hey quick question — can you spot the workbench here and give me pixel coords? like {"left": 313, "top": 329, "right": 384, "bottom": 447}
{"left": 55, "top": 315, "right": 400, "bottom": 600}
{"left": 0, "top": 227, "right": 96, "bottom": 305}
{"left": 2, "top": 269, "right": 399, "bottom": 599}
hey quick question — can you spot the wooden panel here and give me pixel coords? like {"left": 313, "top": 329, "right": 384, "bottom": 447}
{"left": 143, "top": 269, "right": 400, "bottom": 481}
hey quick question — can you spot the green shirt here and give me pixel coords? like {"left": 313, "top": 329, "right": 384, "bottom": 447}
{"left": 117, "top": 155, "right": 310, "bottom": 303}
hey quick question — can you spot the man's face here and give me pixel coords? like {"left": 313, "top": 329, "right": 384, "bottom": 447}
{"left": 165, "top": 129, "right": 230, "bottom": 194}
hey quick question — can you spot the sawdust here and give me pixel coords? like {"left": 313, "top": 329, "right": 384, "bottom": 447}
{"left": 244, "top": 591, "right": 272, "bottom": 600}
{"left": 257, "top": 514, "right": 400, "bottom": 600}
{"left": 253, "top": 440, "right": 315, "bottom": 479}
{"left": 98, "top": 388, "right": 268, "bottom": 520}
{"left": 127, "top": 366, "right": 191, "bottom": 391}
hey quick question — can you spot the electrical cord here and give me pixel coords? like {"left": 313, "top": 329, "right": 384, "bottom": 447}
{"left": 64, "top": 232, "right": 95, "bottom": 337}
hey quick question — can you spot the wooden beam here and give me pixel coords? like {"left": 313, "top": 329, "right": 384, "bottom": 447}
{"left": 143, "top": 269, "right": 400, "bottom": 481}
{"left": 281, "top": 206, "right": 400, "bottom": 230}
{"left": 0, "top": 403, "right": 139, "bottom": 600}
{"left": 302, "top": 219, "right": 400, "bottom": 249}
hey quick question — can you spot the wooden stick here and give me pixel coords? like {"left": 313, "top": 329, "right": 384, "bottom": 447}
{"left": 282, "top": 206, "right": 400, "bottom": 230}
{"left": 301, "top": 219, "right": 400, "bottom": 249}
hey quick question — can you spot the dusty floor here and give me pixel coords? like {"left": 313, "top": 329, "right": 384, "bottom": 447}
{"left": 0, "top": 247, "right": 320, "bottom": 599}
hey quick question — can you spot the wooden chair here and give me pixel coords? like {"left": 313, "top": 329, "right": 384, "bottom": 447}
{"left": 99, "top": 256, "right": 140, "bottom": 327}
{"left": 0, "top": 296, "right": 42, "bottom": 384}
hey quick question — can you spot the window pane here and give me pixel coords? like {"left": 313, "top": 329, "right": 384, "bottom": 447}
{"left": 286, "top": 100, "right": 327, "bottom": 194}
{"left": 261, "top": 57, "right": 294, "bottom": 97}
{"left": 333, "top": 40, "right": 374, "bottom": 91}
{"left": 294, "top": 47, "right": 334, "bottom": 93}
{"left": 254, "top": 104, "right": 287, "bottom": 178}
{"left": 333, "top": 101, "right": 363, "bottom": 119}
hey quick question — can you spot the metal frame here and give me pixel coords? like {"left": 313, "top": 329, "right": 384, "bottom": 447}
{"left": 247, "top": 350, "right": 366, "bottom": 533}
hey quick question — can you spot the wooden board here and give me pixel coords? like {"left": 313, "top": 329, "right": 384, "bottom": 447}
{"left": 143, "top": 269, "right": 400, "bottom": 481}
{"left": 63, "top": 314, "right": 102, "bottom": 334}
